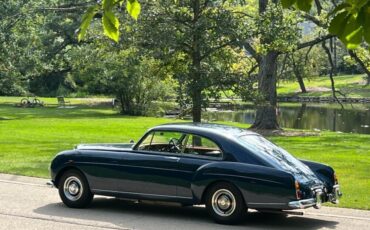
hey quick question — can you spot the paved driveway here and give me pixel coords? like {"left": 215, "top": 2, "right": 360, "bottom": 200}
{"left": 0, "top": 173, "right": 369, "bottom": 230}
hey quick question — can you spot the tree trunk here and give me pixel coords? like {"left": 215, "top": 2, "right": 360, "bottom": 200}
{"left": 191, "top": 0, "right": 202, "bottom": 122}
{"left": 251, "top": 51, "right": 280, "bottom": 129}
{"left": 251, "top": 0, "right": 280, "bottom": 130}
{"left": 292, "top": 55, "right": 307, "bottom": 93}
{"left": 348, "top": 50, "right": 370, "bottom": 85}
{"left": 296, "top": 73, "right": 307, "bottom": 93}
{"left": 322, "top": 41, "right": 344, "bottom": 109}
{"left": 259, "top": 0, "right": 268, "bottom": 13}
{"left": 192, "top": 89, "right": 202, "bottom": 122}
{"left": 330, "top": 38, "right": 338, "bottom": 76}
{"left": 119, "top": 94, "right": 131, "bottom": 115}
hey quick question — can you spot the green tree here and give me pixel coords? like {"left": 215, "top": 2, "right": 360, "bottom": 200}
{"left": 0, "top": 0, "right": 94, "bottom": 96}
{"left": 70, "top": 29, "right": 175, "bottom": 115}
{"left": 278, "top": 37, "right": 353, "bottom": 94}
{"left": 345, "top": 47, "right": 370, "bottom": 84}
{"left": 76, "top": 0, "right": 370, "bottom": 129}
{"left": 79, "top": 0, "right": 370, "bottom": 49}
{"left": 0, "top": 0, "right": 29, "bottom": 95}
{"left": 241, "top": 1, "right": 300, "bottom": 129}
{"left": 296, "top": 0, "right": 370, "bottom": 84}
{"left": 135, "top": 0, "right": 246, "bottom": 122}
{"left": 282, "top": 0, "right": 370, "bottom": 49}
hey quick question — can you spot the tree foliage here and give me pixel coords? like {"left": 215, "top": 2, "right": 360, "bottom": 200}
{"left": 132, "top": 0, "right": 254, "bottom": 121}
{"left": 0, "top": 0, "right": 88, "bottom": 96}
{"left": 79, "top": 0, "right": 370, "bottom": 49}
{"left": 75, "top": 47, "right": 173, "bottom": 115}
{"left": 78, "top": 0, "right": 141, "bottom": 42}
{"left": 282, "top": 0, "right": 370, "bottom": 49}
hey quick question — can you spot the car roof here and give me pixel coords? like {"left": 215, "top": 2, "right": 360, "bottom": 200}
{"left": 150, "top": 122, "right": 258, "bottom": 139}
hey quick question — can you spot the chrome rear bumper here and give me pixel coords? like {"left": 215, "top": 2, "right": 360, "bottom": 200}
{"left": 288, "top": 184, "right": 342, "bottom": 209}
{"left": 288, "top": 198, "right": 316, "bottom": 209}
{"left": 329, "top": 184, "right": 342, "bottom": 204}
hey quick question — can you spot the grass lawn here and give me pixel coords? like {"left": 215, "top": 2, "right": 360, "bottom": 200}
{"left": 0, "top": 99, "right": 369, "bottom": 210}
{"left": 278, "top": 74, "right": 370, "bottom": 98}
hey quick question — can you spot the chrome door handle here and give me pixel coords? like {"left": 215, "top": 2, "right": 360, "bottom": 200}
{"left": 165, "top": 156, "right": 180, "bottom": 161}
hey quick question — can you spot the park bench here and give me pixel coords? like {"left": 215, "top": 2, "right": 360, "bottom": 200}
{"left": 57, "top": 96, "right": 71, "bottom": 107}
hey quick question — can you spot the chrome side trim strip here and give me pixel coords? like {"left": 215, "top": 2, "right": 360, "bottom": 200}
{"left": 92, "top": 189, "right": 193, "bottom": 200}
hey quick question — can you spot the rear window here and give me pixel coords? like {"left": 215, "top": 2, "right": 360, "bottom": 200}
{"left": 238, "top": 135, "right": 313, "bottom": 174}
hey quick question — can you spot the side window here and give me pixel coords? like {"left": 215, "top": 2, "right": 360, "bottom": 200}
{"left": 137, "top": 132, "right": 154, "bottom": 150}
{"left": 184, "top": 135, "right": 222, "bottom": 159}
{"left": 151, "top": 131, "right": 183, "bottom": 145}
{"left": 137, "top": 131, "right": 184, "bottom": 153}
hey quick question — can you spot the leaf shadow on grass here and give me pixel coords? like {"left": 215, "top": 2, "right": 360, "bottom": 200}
{"left": 34, "top": 198, "right": 339, "bottom": 229}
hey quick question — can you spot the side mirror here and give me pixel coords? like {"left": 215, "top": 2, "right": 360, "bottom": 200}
{"left": 130, "top": 140, "right": 135, "bottom": 144}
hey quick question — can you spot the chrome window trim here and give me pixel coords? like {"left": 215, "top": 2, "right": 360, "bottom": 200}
{"left": 133, "top": 130, "right": 225, "bottom": 161}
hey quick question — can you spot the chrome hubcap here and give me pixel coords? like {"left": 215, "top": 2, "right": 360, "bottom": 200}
{"left": 217, "top": 195, "right": 231, "bottom": 209}
{"left": 211, "top": 189, "right": 236, "bottom": 217}
{"left": 63, "top": 176, "right": 83, "bottom": 201}
{"left": 68, "top": 182, "right": 79, "bottom": 195}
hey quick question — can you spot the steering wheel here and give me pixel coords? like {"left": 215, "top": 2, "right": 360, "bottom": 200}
{"left": 168, "top": 138, "right": 181, "bottom": 153}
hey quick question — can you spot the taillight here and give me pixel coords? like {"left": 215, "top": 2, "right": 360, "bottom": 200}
{"left": 295, "top": 180, "right": 302, "bottom": 200}
{"left": 334, "top": 173, "right": 338, "bottom": 184}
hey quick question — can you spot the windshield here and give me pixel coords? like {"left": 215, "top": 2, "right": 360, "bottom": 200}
{"left": 238, "top": 135, "right": 315, "bottom": 177}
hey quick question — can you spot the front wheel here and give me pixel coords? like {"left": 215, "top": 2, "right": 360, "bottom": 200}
{"left": 205, "top": 182, "right": 247, "bottom": 225}
{"left": 58, "top": 169, "right": 93, "bottom": 208}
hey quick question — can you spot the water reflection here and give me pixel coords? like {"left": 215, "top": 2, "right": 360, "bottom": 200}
{"left": 203, "top": 103, "right": 370, "bottom": 134}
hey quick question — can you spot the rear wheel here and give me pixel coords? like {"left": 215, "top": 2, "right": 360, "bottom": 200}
{"left": 58, "top": 169, "right": 93, "bottom": 208}
{"left": 205, "top": 182, "right": 247, "bottom": 224}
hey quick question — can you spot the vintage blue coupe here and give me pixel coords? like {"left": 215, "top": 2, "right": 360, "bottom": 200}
{"left": 50, "top": 123, "right": 341, "bottom": 224}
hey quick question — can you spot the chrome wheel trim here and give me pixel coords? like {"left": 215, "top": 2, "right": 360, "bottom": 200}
{"left": 63, "top": 176, "right": 83, "bottom": 201}
{"left": 211, "top": 189, "right": 236, "bottom": 217}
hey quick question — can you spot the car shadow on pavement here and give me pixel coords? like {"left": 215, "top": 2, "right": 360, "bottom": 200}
{"left": 34, "top": 197, "right": 338, "bottom": 230}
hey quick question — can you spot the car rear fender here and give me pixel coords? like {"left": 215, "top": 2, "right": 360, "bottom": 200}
{"left": 300, "top": 159, "right": 336, "bottom": 190}
{"left": 191, "top": 162, "right": 296, "bottom": 204}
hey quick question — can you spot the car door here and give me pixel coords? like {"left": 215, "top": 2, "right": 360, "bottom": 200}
{"left": 176, "top": 134, "right": 223, "bottom": 198}
{"left": 115, "top": 131, "right": 185, "bottom": 197}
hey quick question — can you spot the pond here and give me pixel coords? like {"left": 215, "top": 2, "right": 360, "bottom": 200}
{"left": 203, "top": 103, "right": 370, "bottom": 134}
